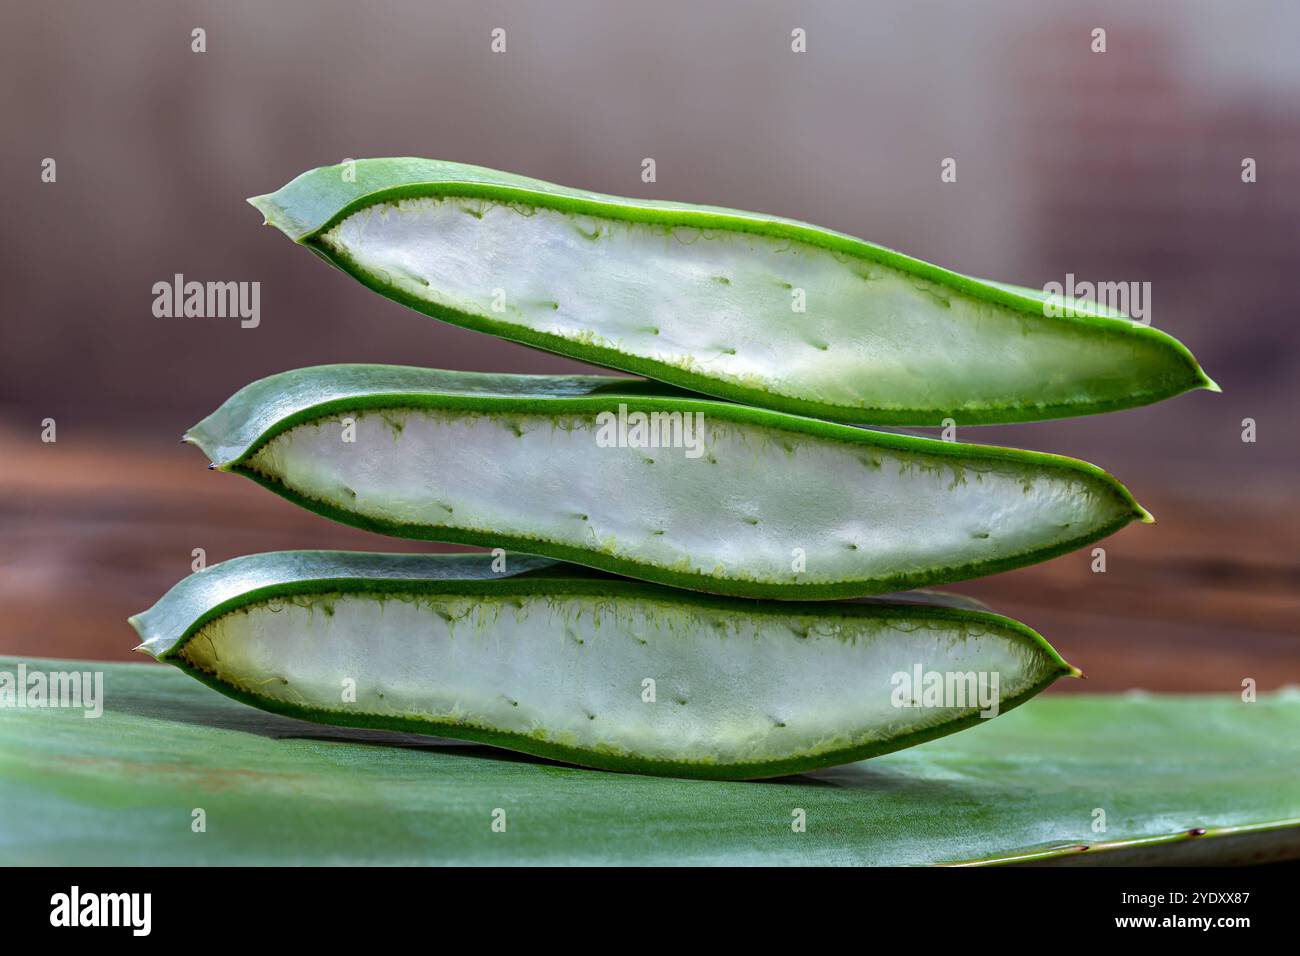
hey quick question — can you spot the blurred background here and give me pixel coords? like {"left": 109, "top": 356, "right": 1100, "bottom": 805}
{"left": 0, "top": 0, "right": 1295, "bottom": 689}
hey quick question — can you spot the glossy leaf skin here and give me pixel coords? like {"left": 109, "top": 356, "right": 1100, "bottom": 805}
{"left": 250, "top": 158, "right": 1216, "bottom": 426}
{"left": 128, "top": 551, "right": 1075, "bottom": 780}
{"left": 186, "top": 364, "right": 1152, "bottom": 601}
{"left": 5, "top": 656, "right": 1296, "bottom": 865}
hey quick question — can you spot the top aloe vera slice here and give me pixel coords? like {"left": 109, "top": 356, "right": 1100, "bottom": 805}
{"left": 249, "top": 158, "right": 1215, "bottom": 425}
{"left": 186, "top": 364, "right": 1151, "bottom": 600}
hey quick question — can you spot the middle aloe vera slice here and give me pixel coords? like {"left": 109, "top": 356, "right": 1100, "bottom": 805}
{"left": 129, "top": 551, "right": 1078, "bottom": 779}
{"left": 188, "top": 365, "right": 1151, "bottom": 600}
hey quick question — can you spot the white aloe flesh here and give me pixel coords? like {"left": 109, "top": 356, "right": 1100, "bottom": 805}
{"left": 317, "top": 195, "right": 1210, "bottom": 422}
{"left": 175, "top": 587, "right": 1071, "bottom": 778}
{"left": 239, "top": 402, "right": 1148, "bottom": 599}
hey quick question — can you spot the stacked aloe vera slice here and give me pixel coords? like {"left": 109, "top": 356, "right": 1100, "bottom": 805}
{"left": 130, "top": 159, "right": 1215, "bottom": 780}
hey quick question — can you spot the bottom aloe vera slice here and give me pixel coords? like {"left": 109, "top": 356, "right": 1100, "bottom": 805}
{"left": 186, "top": 364, "right": 1152, "bottom": 600}
{"left": 129, "top": 551, "right": 1076, "bottom": 780}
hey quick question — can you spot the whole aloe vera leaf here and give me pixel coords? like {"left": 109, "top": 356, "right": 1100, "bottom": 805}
{"left": 249, "top": 158, "right": 1216, "bottom": 426}
{"left": 186, "top": 364, "right": 1152, "bottom": 601}
{"left": 4, "top": 656, "right": 1295, "bottom": 866}
{"left": 127, "top": 550, "right": 1075, "bottom": 780}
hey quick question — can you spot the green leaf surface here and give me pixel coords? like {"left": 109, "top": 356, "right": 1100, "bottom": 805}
{"left": 3, "top": 657, "right": 1296, "bottom": 866}
{"left": 249, "top": 158, "right": 1216, "bottom": 425}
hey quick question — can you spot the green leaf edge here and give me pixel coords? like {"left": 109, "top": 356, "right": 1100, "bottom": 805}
{"left": 128, "top": 550, "right": 1076, "bottom": 781}
{"left": 249, "top": 158, "right": 1217, "bottom": 426}
{"left": 946, "top": 817, "right": 1300, "bottom": 867}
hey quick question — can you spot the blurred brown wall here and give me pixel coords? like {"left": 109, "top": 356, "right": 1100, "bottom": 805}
{"left": 2, "top": 0, "right": 1296, "bottom": 493}
{"left": 0, "top": 1, "right": 1296, "bottom": 673}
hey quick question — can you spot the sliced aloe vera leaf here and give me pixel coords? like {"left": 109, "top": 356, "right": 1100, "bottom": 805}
{"left": 187, "top": 364, "right": 1152, "bottom": 600}
{"left": 5, "top": 656, "right": 1296, "bottom": 865}
{"left": 127, "top": 550, "right": 1074, "bottom": 780}
{"left": 249, "top": 158, "right": 1216, "bottom": 425}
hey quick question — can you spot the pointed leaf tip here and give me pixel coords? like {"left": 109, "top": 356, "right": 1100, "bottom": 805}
{"left": 246, "top": 194, "right": 274, "bottom": 227}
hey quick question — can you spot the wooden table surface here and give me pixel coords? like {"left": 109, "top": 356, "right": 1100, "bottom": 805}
{"left": 2, "top": 431, "right": 1296, "bottom": 692}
